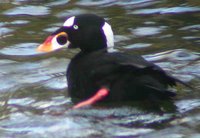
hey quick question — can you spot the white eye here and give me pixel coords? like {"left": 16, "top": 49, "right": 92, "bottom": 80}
{"left": 63, "top": 16, "right": 75, "bottom": 27}
{"left": 73, "top": 25, "right": 79, "bottom": 30}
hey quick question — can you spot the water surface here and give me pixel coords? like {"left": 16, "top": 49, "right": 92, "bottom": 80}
{"left": 0, "top": 0, "right": 200, "bottom": 138}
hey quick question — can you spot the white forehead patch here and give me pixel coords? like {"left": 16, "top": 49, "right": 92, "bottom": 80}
{"left": 63, "top": 16, "right": 75, "bottom": 27}
{"left": 102, "top": 22, "right": 114, "bottom": 51}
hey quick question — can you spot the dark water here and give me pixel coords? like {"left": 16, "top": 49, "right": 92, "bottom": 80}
{"left": 0, "top": 0, "right": 200, "bottom": 138}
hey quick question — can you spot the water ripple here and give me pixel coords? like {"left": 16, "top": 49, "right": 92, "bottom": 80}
{"left": 47, "top": 0, "right": 70, "bottom": 7}
{"left": 4, "top": 5, "right": 50, "bottom": 16}
{"left": 0, "top": 43, "right": 38, "bottom": 56}
{"left": 130, "top": 26, "right": 167, "bottom": 36}
{"left": 124, "top": 43, "right": 152, "bottom": 49}
{"left": 0, "top": 28, "right": 13, "bottom": 37}
{"left": 144, "top": 49, "right": 199, "bottom": 62}
{"left": 132, "top": 6, "right": 200, "bottom": 14}
{"left": 179, "top": 25, "right": 200, "bottom": 31}
{"left": 144, "top": 49, "right": 200, "bottom": 81}
{"left": 0, "top": 58, "right": 68, "bottom": 93}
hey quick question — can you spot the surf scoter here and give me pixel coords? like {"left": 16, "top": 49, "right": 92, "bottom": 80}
{"left": 37, "top": 14, "right": 188, "bottom": 109}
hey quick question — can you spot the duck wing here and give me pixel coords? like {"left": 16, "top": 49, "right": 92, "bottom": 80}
{"left": 86, "top": 51, "right": 182, "bottom": 98}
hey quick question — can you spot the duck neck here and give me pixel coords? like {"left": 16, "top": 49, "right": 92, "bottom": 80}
{"left": 79, "top": 42, "right": 107, "bottom": 54}
{"left": 73, "top": 48, "right": 107, "bottom": 61}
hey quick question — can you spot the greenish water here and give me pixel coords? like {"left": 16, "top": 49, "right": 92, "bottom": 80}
{"left": 0, "top": 0, "right": 200, "bottom": 138}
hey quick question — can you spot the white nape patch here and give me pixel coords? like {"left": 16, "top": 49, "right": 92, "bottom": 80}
{"left": 63, "top": 16, "right": 75, "bottom": 27}
{"left": 102, "top": 22, "right": 114, "bottom": 52}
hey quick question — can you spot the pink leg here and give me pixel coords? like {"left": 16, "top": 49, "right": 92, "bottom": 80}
{"left": 72, "top": 87, "right": 109, "bottom": 109}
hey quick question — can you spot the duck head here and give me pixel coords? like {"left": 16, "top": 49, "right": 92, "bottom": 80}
{"left": 37, "top": 14, "right": 114, "bottom": 53}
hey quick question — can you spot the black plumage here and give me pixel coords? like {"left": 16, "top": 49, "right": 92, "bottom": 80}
{"left": 67, "top": 49, "right": 177, "bottom": 103}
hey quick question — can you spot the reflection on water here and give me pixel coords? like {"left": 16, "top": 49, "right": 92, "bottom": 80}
{"left": 0, "top": 43, "right": 38, "bottom": 55}
{"left": 132, "top": 6, "right": 200, "bottom": 14}
{"left": 3, "top": 6, "right": 50, "bottom": 16}
{"left": 0, "top": 0, "right": 200, "bottom": 138}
